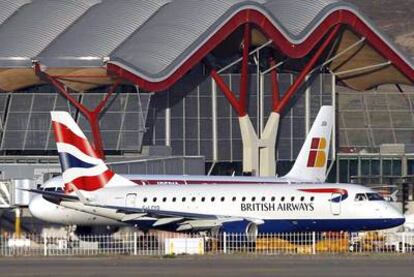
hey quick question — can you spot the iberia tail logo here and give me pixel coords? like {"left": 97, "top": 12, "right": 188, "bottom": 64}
{"left": 307, "top": 137, "right": 327, "bottom": 168}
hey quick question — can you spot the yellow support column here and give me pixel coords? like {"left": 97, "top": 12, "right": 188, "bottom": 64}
{"left": 15, "top": 208, "right": 21, "bottom": 239}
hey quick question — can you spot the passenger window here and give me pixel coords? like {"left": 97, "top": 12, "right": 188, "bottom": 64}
{"left": 252, "top": 197, "right": 256, "bottom": 202}
{"left": 211, "top": 197, "right": 215, "bottom": 202}
{"left": 172, "top": 197, "right": 176, "bottom": 202}
{"left": 261, "top": 197, "right": 266, "bottom": 202}
{"left": 201, "top": 197, "right": 205, "bottom": 202}
{"left": 153, "top": 197, "right": 157, "bottom": 202}
{"left": 162, "top": 197, "right": 167, "bottom": 202}
{"left": 355, "top": 193, "right": 367, "bottom": 202}
{"left": 191, "top": 197, "right": 196, "bottom": 202}
{"left": 271, "top": 196, "right": 275, "bottom": 202}
{"left": 182, "top": 197, "right": 186, "bottom": 202}
{"left": 143, "top": 197, "right": 147, "bottom": 203}
{"left": 291, "top": 196, "right": 295, "bottom": 202}
{"left": 310, "top": 196, "right": 315, "bottom": 202}
{"left": 300, "top": 196, "right": 304, "bottom": 202}
{"left": 281, "top": 197, "right": 285, "bottom": 202}
{"left": 232, "top": 197, "right": 236, "bottom": 202}
{"left": 242, "top": 197, "right": 246, "bottom": 202}
{"left": 221, "top": 197, "right": 225, "bottom": 202}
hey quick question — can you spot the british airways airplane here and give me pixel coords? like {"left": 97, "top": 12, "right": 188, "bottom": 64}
{"left": 28, "top": 106, "right": 404, "bottom": 238}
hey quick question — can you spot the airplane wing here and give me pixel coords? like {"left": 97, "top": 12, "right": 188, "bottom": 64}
{"left": 86, "top": 202, "right": 264, "bottom": 231}
{"left": 59, "top": 197, "right": 264, "bottom": 231}
{"left": 29, "top": 188, "right": 264, "bottom": 231}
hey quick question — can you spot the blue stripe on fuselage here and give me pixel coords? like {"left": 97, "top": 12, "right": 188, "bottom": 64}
{"left": 257, "top": 218, "right": 405, "bottom": 233}
{"left": 132, "top": 218, "right": 405, "bottom": 233}
{"left": 58, "top": 152, "right": 96, "bottom": 171}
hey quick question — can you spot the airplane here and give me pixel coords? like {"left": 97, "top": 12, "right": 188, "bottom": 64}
{"left": 28, "top": 104, "right": 336, "bottom": 228}
{"left": 28, "top": 106, "right": 405, "bottom": 239}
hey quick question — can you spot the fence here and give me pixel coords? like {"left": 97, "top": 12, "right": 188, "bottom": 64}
{"left": 1, "top": 231, "right": 414, "bottom": 256}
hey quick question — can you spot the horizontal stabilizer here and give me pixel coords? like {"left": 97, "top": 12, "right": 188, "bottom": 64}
{"left": 25, "top": 189, "right": 79, "bottom": 202}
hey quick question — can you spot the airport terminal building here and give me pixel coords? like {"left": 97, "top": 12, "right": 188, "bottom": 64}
{"left": 0, "top": 0, "right": 414, "bottom": 231}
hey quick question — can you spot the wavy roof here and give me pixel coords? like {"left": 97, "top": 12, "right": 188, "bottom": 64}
{"left": 0, "top": 0, "right": 411, "bottom": 92}
{"left": 38, "top": 0, "right": 170, "bottom": 68}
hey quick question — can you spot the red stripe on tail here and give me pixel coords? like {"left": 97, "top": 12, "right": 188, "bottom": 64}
{"left": 52, "top": 121, "right": 98, "bottom": 158}
{"left": 64, "top": 170, "right": 115, "bottom": 192}
{"left": 310, "top": 138, "right": 320, "bottom": 149}
{"left": 307, "top": 150, "right": 317, "bottom": 167}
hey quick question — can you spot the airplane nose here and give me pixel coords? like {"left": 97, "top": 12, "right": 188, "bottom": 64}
{"left": 29, "top": 195, "right": 56, "bottom": 222}
{"left": 387, "top": 204, "right": 405, "bottom": 226}
{"left": 28, "top": 195, "right": 44, "bottom": 219}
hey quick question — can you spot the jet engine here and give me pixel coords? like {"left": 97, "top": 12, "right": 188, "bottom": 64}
{"left": 221, "top": 220, "right": 259, "bottom": 242}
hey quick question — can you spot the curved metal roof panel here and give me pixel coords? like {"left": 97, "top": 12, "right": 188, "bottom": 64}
{"left": 107, "top": 0, "right": 414, "bottom": 89}
{"left": 110, "top": 0, "right": 261, "bottom": 80}
{"left": 0, "top": 0, "right": 31, "bottom": 25}
{"left": 0, "top": 0, "right": 100, "bottom": 68}
{"left": 38, "top": 0, "right": 171, "bottom": 68}
{"left": 264, "top": 0, "right": 340, "bottom": 38}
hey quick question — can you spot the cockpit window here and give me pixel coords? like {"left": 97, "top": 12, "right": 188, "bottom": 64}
{"left": 367, "top": 193, "right": 384, "bottom": 201}
{"left": 355, "top": 193, "right": 385, "bottom": 201}
{"left": 44, "top": 187, "right": 56, "bottom": 192}
{"left": 354, "top": 193, "right": 367, "bottom": 201}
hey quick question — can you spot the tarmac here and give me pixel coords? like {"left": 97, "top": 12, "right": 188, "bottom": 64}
{"left": 0, "top": 255, "right": 413, "bottom": 277}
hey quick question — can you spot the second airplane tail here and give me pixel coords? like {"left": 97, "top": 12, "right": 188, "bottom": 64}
{"left": 284, "top": 105, "right": 334, "bottom": 182}
{"left": 51, "top": 111, "right": 116, "bottom": 192}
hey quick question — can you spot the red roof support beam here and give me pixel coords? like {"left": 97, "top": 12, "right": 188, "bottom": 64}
{"left": 269, "top": 58, "right": 280, "bottom": 111}
{"left": 274, "top": 25, "right": 340, "bottom": 114}
{"left": 211, "top": 69, "right": 244, "bottom": 116}
{"left": 36, "top": 64, "right": 120, "bottom": 159}
{"left": 239, "top": 23, "right": 251, "bottom": 115}
{"left": 209, "top": 23, "right": 252, "bottom": 117}
{"left": 88, "top": 82, "right": 120, "bottom": 159}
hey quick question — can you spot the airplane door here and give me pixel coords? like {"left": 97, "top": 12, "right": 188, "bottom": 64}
{"left": 125, "top": 193, "right": 137, "bottom": 208}
{"left": 330, "top": 193, "right": 341, "bottom": 215}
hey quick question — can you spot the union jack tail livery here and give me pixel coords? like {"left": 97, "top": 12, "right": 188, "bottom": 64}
{"left": 51, "top": 112, "right": 125, "bottom": 193}
{"left": 284, "top": 106, "right": 333, "bottom": 182}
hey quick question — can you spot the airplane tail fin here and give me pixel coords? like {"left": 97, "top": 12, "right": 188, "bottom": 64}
{"left": 284, "top": 106, "right": 334, "bottom": 182}
{"left": 51, "top": 111, "right": 115, "bottom": 193}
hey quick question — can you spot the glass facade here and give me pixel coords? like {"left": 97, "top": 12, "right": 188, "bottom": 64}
{"left": 144, "top": 73, "right": 333, "bottom": 162}
{"left": 1, "top": 93, "right": 78, "bottom": 150}
{"left": 78, "top": 92, "right": 151, "bottom": 151}
{"left": 0, "top": 73, "right": 412, "bottom": 172}
{"left": 337, "top": 87, "right": 414, "bottom": 151}
{"left": 337, "top": 154, "right": 413, "bottom": 185}
{"left": 0, "top": 90, "right": 151, "bottom": 152}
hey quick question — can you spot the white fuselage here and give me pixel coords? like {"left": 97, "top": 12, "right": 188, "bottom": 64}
{"left": 29, "top": 176, "right": 405, "bottom": 232}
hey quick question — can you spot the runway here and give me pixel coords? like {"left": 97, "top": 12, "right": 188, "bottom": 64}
{"left": 0, "top": 255, "right": 413, "bottom": 277}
